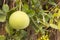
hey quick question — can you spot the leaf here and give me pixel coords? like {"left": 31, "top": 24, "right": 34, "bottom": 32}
{"left": 45, "top": 15, "right": 50, "bottom": 22}
{"left": 50, "top": 24, "right": 58, "bottom": 29}
{"left": 22, "top": 4, "right": 29, "bottom": 12}
{"left": 2, "top": 4, "right": 9, "bottom": 13}
{"left": 46, "top": 12, "right": 52, "bottom": 18}
{"left": 53, "top": 13, "right": 58, "bottom": 17}
{"left": 0, "top": 10, "right": 6, "bottom": 22}
{"left": 57, "top": 9, "right": 60, "bottom": 17}
{"left": 37, "top": 18, "right": 40, "bottom": 23}
{"left": 48, "top": 2, "right": 57, "bottom": 6}
{"left": 33, "top": 27, "right": 39, "bottom": 34}
{"left": 5, "top": 23, "right": 14, "bottom": 35}
{"left": 14, "top": 30, "right": 27, "bottom": 40}
{"left": 13, "top": 34, "right": 21, "bottom": 40}
{"left": 20, "top": 30, "right": 27, "bottom": 37}
{"left": 58, "top": 21, "right": 60, "bottom": 30}
{"left": 49, "top": 19, "right": 53, "bottom": 24}
{"left": 39, "top": 26, "right": 45, "bottom": 35}
{"left": 48, "top": 0, "right": 57, "bottom": 6}
{"left": 27, "top": 9, "right": 35, "bottom": 17}
{"left": 32, "top": 0, "right": 38, "bottom": 4}
{"left": 0, "top": 35, "right": 6, "bottom": 40}
{"left": 0, "top": 10, "right": 4, "bottom": 15}
{"left": 5, "top": 23, "right": 11, "bottom": 35}
{"left": 43, "top": 15, "right": 45, "bottom": 22}
{"left": 15, "top": 0, "right": 20, "bottom": 4}
{"left": 0, "top": 14, "right": 6, "bottom": 22}
{"left": 7, "top": 6, "right": 18, "bottom": 20}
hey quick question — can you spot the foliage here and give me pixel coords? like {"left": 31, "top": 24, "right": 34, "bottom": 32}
{"left": 0, "top": 35, "right": 6, "bottom": 40}
{"left": 0, "top": 0, "right": 60, "bottom": 40}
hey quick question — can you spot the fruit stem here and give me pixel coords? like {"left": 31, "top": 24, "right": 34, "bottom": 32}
{"left": 19, "top": 0, "right": 22, "bottom": 11}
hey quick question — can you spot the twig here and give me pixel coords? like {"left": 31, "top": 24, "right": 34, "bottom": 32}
{"left": 12, "top": 0, "right": 15, "bottom": 8}
{"left": 19, "top": 0, "right": 22, "bottom": 11}
{"left": 30, "top": 17, "right": 39, "bottom": 28}
{"left": 3, "top": 0, "right": 6, "bottom": 4}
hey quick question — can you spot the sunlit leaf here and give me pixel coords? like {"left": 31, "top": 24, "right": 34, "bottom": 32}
{"left": 50, "top": 24, "right": 58, "bottom": 29}
{"left": 43, "top": 15, "right": 45, "bottom": 22}
{"left": 49, "top": 19, "right": 53, "bottom": 24}
{"left": 57, "top": 9, "right": 60, "bottom": 17}
{"left": 53, "top": 13, "right": 58, "bottom": 17}
{"left": 58, "top": 21, "right": 60, "bottom": 30}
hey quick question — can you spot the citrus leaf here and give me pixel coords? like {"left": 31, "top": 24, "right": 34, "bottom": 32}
{"left": 0, "top": 35, "right": 6, "bottom": 40}
{"left": 57, "top": 9, "right": 60, "bottom": 17}
{"left": 0, "top": 10, "right": 4, "bottom": 15}
{"left": 5, "top": 24, "right": 10, "bottom": 34}
{"left": 58, "top": 21, "right": 60, "bottom": 30}
{"left": 27, "top": 9, "right": 35, "bottom": 17}
{"left": 2, "top": 4, "right": 9, "bottom": 13}
{"left": 48, "top": 2, "right": 57, "bottom": 6}
{"left": 48, "top": 0, "right": 57, "bottom": 6}
{"left": 22, "top": 4, "right": 29, "bottom": 12}
{"left": 5, "top": 23, "right": 14, "bottom": 35}
{"left": 50, "top": 24, "right": 58, "bottom": 29}
{"left": 32, "top": 0, "right": 38, "bottom": 4}
{"left": 0, "top": 14, "right": 6, "bottom": 22}
{"left": 53, "top": 13, "right": 58, "bottom": 17}
{"left": 14, "top": 30, "right": 27, "bottom": 40}
{"left": 0, "top": 10, "right": 6, "bottom": 22}
{"left": 49, "top": 19, "right": 53, "bottom": 24}
{"left": 43, "top": 15, "right": 45, "bottom": 22}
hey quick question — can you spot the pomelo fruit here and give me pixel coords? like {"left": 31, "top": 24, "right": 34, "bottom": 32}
{"left": 9, "top": 11, "right": 30, "bottom": 29}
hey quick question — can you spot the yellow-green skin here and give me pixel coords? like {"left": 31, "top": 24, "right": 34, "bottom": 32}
{"left": 9, "top": 11, "right": 30, "bottom": 29}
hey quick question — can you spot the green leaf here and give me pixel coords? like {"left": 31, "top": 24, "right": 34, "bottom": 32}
{"left": 48, "top": 0, "right": 57, "bottom": 6}
{"left": 27, "top": 9, "right": 35, "bottom": 17}
{"left": 0, "top": 14, "right": 6, "bottom": 22}
{"left": 0, "top": 10, "right": 4, "bottom": 15}
{"left": 43, "top": 15, "right": 45, "bottom": 22}
{"left": 32, "top": 0, "right": 38, "bottom": 4}
{"left": 0, "top": 10, "right": 6, "bottom": 22}
{"left": 33, "top": 26, "right": 39, "bottom": 34}
{"left": 5, "top": 23, "right": 14, "bottom": 35}
{"left": 14, "top": 35, "right": 21, "bottom": 40}
{"left": 50, "top": 24, "right": 58, "bottom": 29}
{"left": 5, "top": 23, "right": 10, "bottom": 35}
{"left": 45, "top": 16, "right": 49, "bottom": 22}
{"left": 39, "top": 25, "right": 45, "bottom": 35}
{"left": 22, "top": 4, "right": 29, "bottom": 12}
{"left": 14, "top": 30, "right": 27, "bottom": 40}
{"left": 0, "top": 35, "right": 6, "bottom": 40}
{"left": 20, "top": 30, "right": 27, "bottom": 40}
{"left": 15, "top": 0, "right": 20, "bottom": 5}
{"left": 57, "top": 21, "right": 60, "bottom": 30}
{"left": 2, "top": 4, "right": 9, "bottom": 13}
